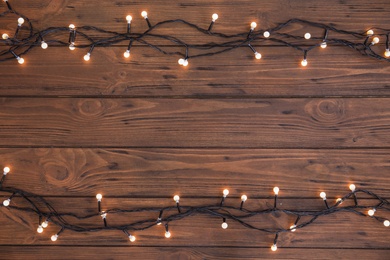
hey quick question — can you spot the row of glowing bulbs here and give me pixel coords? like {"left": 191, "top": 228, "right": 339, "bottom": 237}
{"left": 2, "top": 15, "right": 390, "bottom": 66}
{"left": 1, "top": 167, "right": 389, "bottom": 250}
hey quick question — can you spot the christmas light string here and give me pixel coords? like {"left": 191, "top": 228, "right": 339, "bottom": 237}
{"left": 1, "top": 0, "right": 390, "bottom": 66}
{"left": 0, "top": 167, "right": 389, "bottom": 251}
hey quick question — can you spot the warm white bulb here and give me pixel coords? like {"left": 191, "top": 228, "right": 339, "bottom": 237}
{"left": 336, "top": 198, "right": 343, "bottom": 204}
{"left": 41, "top": 41, "right": 48, "bottom": 49}
{"left": 320, "top": 192, "right": 326, "bottom": 199}
{"left": 18, "top": 17, "right": 24, "bottom": 26}
{"left": 241, "top": 195, "right": 247, "bottom": 202}
{"left": 182, "top": 59, "right": 189, "bottom": 67}
{"left": 178, "top": 58, "right": 184, "bottom": 65}
{"left": 221, "top": 222, "right": 228, "bottom": 229}
{"left": 3, "top": 199, "right": 10, "bottom": 207}
{"left": 2, "top": 33, "right": 9, "bottom": 40}
{"left": 212, "top": 13, "right": 218, "bottom": 22}
{"left": 96, "top": 194, "right": 102, "bottom": 201}
{"left": 366, "top": 29, "right": 374, "bottom": 36}
{"left": 51, "top": 234, "right": 58, "bottom": 241}
{"left": 273, "top": 187, "right": 279, "bottom": 195}
{"left": 41, "top": 221, "right": 48, "bottom": 228}
{"left": 368, "top": 209, "right": 375, "bottom": 216}
{"left": 173, "top": 195, "right": 180, "bottom": 203}
{"left": 129, "top": 235, "right": 136, "bottom": 242}
{"left": 165, "top": 231, "right": 171, "bottom": 238}
{"left": 84, "top": 53, "right": 91, "bottom": 61}
{"left": 384, "top": 220, "right": 390, "bottom": 227}
{"left": 349, "top": 184, "right": 356, "bottom": 192}
{"left": 304, "top": 33, "right": 311, "bottom": 39}
{"left": 250, "top": 22, "right": 257, "bottom": 30}
{"left": 301, "top": 59, "right": 308, "bottom": 67}
{"left": 372, "top": 37, "right": 380, "bottom": 44}
{"left": 3, "top": 167, "right": 10, "bottom": 174}
{"left": 254, "top": 52, "right": 262, "bottom": 59}
{"left": 37, "top": 225, "right": 43, "bottom": 233}
{"left": 263, "top": 31, "right": 270, "bottom": 38}
{"left": 290, "top": 224, "right": 296, "bottom": 232}
{"left": 124, "top": 50, "right": 130, "bottom": 58}
{"left": 126, "top": 15, "right": 132, "bottom": 23}
{"left": 223, "top": 189, "right": 229, "bottom": 197}
{"left": 141, "top": 11, "right": 148, "bottom": 18}
{"left": 69, "top": 43, "right": 75, "bottom": 51}
{"left": 69, "top": 24, "right": 75, "bottom": 30}
{"left": 320, "top": 42, "right": 327, "bottom": 49}
{"left": 271, "top": 244, "right": 277, "bottom": 251}
{"left": 17, "top": 57, "right": 24, "bottom": 64}
{"left": 385, "top": 49, "right": 390, "bottom": 57}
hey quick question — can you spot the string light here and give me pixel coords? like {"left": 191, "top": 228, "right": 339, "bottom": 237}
{"left": 3, "top": 167, "right": 10, "bottom": 175}
{"left": 1, "top": 1, "right": 390, "bottom": 66}
{"left": 41, "top": 41, "right": 48, "bottom": 49}
{"left": 320, "top": 192, "right": 329, "bottom": 209}
{"left": 17, "top": 17, "right": 24, "bottom": 26}
{"left": 126, "top": 15, "right": 132, "bottom": 34}
{"left": 240, "top": 194, "right": 247, "bottom": 210}
{"left": 220, "top": 189, "right": 229, "bottom": 206}
{"left": 2, "top": 33, "right": 8, "bottom": 39}
{"left": 173, "top": 195, "right": 181, "bottom": 213}
{"left": 1, "top": 171, "right": 390, "bottom": 250}
{"left": 371, "top": 37, "right": 380, "bottom": 45}
{"left": 304, "top": 32, "right": 311, "bottom": 39}
{"left": 273, "top": 187, "right": 279, "bottom": 208}
{"left": 208, "top": 13, "right": 218, "bottom": 31}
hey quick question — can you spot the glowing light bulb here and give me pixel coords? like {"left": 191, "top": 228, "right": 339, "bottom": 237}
{"left": 371, "top": 37, "right": 380, "bottom": 45}
{"left": 178, "top": 58, "right": 184, "bottom": 65}
{"left": 165, "top": 231, "right": 171, "bottom": 238}
{"left": 2, "top": 33, "right": 9, "bottom": 39}
{"left": 173, "top": 195, "right": 180, "bottom": 203}
{"left": 96, "top": 193, "right": 102, "bottom": 201}
{"left": 69, "top": 43, "right": 75, "bottom": 51}
{"left": 320, "top": 42, "right": 327, "bottom": 49}
{"left": 17, "top": 17, "right": 24, "bottom": 26}
{"left": 263, "top": 31, "right": 270, "bottom": 38}
{"left": 69, "top": 24, "right": 75, "bottom": 30}
{"left": 223, "top": 189, "right": 229, "bottom": 197}
{"left": 51, "top": 234, "right": 58, "bottom": 241}
{"left": 141, "top": 11, "right": 148, "bottom": 18}
{"left": 368, "top": 209, "right": 375, "bottom": 216}
{"left": 212, "top": 13, "right": 218, "bottom": 22}
{"left": 385, "top": 49, "right": 390, "bottom": 58}
{"left": 349, "top": 184, "right": 356, "bottom": 192}
{"left": 273, "top": 187, "right": 279, "bottom": 195}
{"left": 304, "top": 33, "right": 311, "bottom": 39}
{"left": 182, "top": 59, "right": 189, "bottom": 67}
{"left": 366, "top": 29, "right": 374, "bottom": 36}
{"left": 41, "top": 41, "right": 48, "bottom": 49}
{"left": 3, "top": 199, "right": 10, "bottom": 207}
{"left": 3, "top": 167, "right": 10, "bottom": 175}
{"left": 129, "top": 235, "right": 136, "bottom": 242}
{"left": 250, "top": 22, "right": 257, "bottom": 30}
{"left": 301, "top": 59, "right": 308, "bottom": 67}
{"left": 221, "top": 222, "right": 228, "bottom": 229}
{"left": 126, "top": 15, "right": 132, "bottom": 23}
{"left": 17, "top": 56, "right": 24, "bottom": 64}
{"left": 84, "top": 53, "right": 91, "bottom": 61}
{"left": 101, "top": 212, "right": 107, "bottom": 219}
{"left": 384, "top": 220, "right": 390, "bottom": 227}
{"left": 320, "top": 192, "right": 326, "bottom": 200}
{"left": 254, "top": 52, "right": 262, "bottom": 59}
{"left": 124, "top": 50, "right": 130, "bottom": 58}
{"left": 290, "top": 225, "right": 296, "bottom": 232}
{"left": 41, "top": 220, "right": 49, "bottom": 228}
{"left": 37, "top": 225, "right": 43, "bottom": 233}
{"left": 336, "top": 198, "right": 343, "bottom": 204}
{"left": 271, "top": 244, "right": 277, "bottom": 251}
{"left": 241, "top": 195, "right": 247, "bottom": 202}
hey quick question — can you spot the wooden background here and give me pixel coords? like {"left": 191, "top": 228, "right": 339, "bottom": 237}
{"left": 1, "top": 0, "right": 389, "bottom": 259}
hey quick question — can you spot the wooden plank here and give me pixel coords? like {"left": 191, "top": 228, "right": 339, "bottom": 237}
{"left": 0, "top": 148, "right": 389, "bottom": 197}
{"left": 2, "top": 0, "right": 389, "bottom": 41}
{"left": 0, "top": 198, "right": 389, "bottom": 247}
{"left": 1, "top": 246, "right": 389, "bottom": 260}
{"left": 0, "top": 98, "right": 389, "bottom": 148}
{"left": 0, "top": 47, "right": 389, "bottom": 97}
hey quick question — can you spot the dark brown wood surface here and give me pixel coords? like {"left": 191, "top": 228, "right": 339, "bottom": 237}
{"left": 0, "top": 0, "right": 389, "bottom": 259}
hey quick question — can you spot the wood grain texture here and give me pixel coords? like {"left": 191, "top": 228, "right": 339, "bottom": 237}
{"left": 2, "top": 247, "right": 389, "bottom": 260}
{"left": 0, "top": 98, "right": 389, "bottom": 148}
{"left": 0, "top": 148, "right": 389, "bottom": 197}
{"left": 0, "top": 198, "right": 388, "bottom": 247}
{"left": 0, "top": 47, "right": 389, "bottom": 97}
